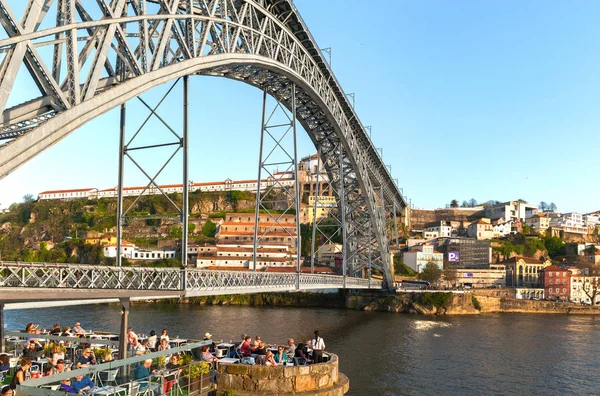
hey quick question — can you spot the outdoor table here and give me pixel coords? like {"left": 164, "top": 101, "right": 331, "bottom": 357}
{"left": 34, "top": 358, "right": 49, "bottom": 374}
{"left": 218, "top": 358, "right": 239, "bottom": 364}
{"left": 169, "top": 338, "right": 187, "bottom": 347}
{"left": 216, "top": 343, "right": 234, "bottom": 357}
{"left": 90, "top": 385, "right": 128, "bottom": 395}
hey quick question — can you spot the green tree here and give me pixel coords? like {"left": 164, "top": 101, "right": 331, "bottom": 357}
{"left": 201, "top": 220, "right": 217, "bottom": 237}
{"left": 522, "top": 224, "right": 531, "bottom": 234}
{"left": 22, "top": 194, "right": 35, "bottom": 203}
{"left": 442, "top": 261, "right": 458, "bottom": 287}
{"left": 449, "top": 199, "right": 459, "bottom": 208}
{"left": 539, "top": 201, "right": 548, "bottom": 212}
{"left": 548, "top": 202, "right": 557, "bottom": 212}
{"left": 419, "top": 262, "right": 443, "bottom": 286}
{"left": 543, "top": 236, "right": 565, "bottom": 258}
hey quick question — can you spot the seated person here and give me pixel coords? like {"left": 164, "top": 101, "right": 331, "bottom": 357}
{"left": 136, "top": 340, "right": 150, "bottom": 355}
{"left": 77, "top": 348, "right": 96, "bottom": 368}
{"left": 59, "top": 379, "right": 76, "bottom": 394}
{"left": 253, "top": 342, "right": 267, "bottom": 356}
{"left": 73, "top": 323, "right": 86, "bottom": 335}
{"left": 203, "top": 333, "right": 216, "bottom": 353}
{"left": 164, "top": 355, "right": 181, "bottom": 393}
{"left": 51, "top": 345, "right": 65, "bottom": 366}
{"left": 134, "top": 359, "right": 161, "bottom": 396}
{"left": 134, "top": 359, "right": 156, "bottom": 381}
{"left": 22, "top": 340, "right": 44, "bottom": 360}
{"left": 253, "top": 336, "right": 261, "bottom": 348}
{"left": 1, "top": 385, "right": 13, "bottom": 396}
{"left": 274, "top": 346, "right": 288, "bottom": 364}
{"left": 52, "top": 359, "right": 70, "bottom": 375}
{"left": 71, "top": 375, "right": 94, "bottom": 393}
{"left": 0, "top": 355, "right": 11, "bottom": 372}
{"left": 264, "top": 350, "right": 276, "bottom": 366}
{"left": 157, "top": 338, "right": 170, "bottom": 351}
{"left": 11, "top": 358, "right": 32, "bottom": 390}
{"left": 294, "top": 343, "right": 310, "bottom": 364}
{"left": 200, "top": 345, "right": 217, "bottom": 363}
{"left": 50, "top": 324, "right": 62, "bottom": 336}
{"left": 240, "top": 336, "right": 253, "bottom": 357}
{"left": 285, "top": 338, "right": 296, "bottom": 359}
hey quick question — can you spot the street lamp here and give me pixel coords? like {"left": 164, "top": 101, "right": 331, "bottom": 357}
{"left": 365, "top": 125, "right": 372, "bottom": 139}
{"left": 345, "top": 93, "right": 355, "bottom": 108}
{"left": 320, "top": 47, "right": 331, "bottom": 66}
{"left": 376, "top": 148, "right": 383, "bottom": 157}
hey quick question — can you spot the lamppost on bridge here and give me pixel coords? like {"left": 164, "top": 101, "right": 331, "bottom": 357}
{"left": 365, "top": 125, "right": 372, "bottom": 139}
{"left": 320, "top": 47, "right": 332, "bottom": 66}
{"left": 376, "top": 148, "right": 383, "bottom": 158}
{"left": 345, "top": 93, "right": 355, "bottom": 108}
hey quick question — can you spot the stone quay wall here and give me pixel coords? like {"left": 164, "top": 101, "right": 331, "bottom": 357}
{"left": 215, "top": 353, "right": 349, "bottom": 395}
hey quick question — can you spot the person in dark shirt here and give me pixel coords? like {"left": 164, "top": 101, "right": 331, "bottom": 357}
{"left": 76, "top": 348, "right": 96, "bottom": 368}
{"left": 22, "top": 341, "right": 43, "bottom": 360}
{"left": 0, "top": 355, "right": 10, "bottom": 372}
{"left": 294, "top": 343, "right": 310, "bottom": 365}
{"left": 253, "top": 342, "right": 267, "bottom": 356}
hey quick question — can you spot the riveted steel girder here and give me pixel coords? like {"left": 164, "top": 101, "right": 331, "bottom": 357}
{"left": 0, "top": 0, "right": 405, "bottom": 289}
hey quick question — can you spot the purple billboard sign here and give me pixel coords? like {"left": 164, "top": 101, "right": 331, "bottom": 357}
{"left": 448, "top": 251, "right": 460, "bottom": 262}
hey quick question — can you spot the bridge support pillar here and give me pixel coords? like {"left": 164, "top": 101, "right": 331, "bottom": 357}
{"left": 118, "top": 297, "right": 130, "bottom": 360}
{"left": 252, "top": 83, "right": 302, "bottom": 279}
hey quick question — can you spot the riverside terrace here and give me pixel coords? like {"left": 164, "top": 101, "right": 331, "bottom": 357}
{"left": 3, "top": 330, "right": 348, "bottom": 395}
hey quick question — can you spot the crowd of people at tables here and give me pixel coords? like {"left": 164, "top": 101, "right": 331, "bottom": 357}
{"left": 5, "top": 322, "right": 328, "bottom": 393}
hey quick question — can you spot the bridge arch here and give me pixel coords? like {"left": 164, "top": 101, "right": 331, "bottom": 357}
{"left": 0, "top": 0, "right": 406, "bottom": 288}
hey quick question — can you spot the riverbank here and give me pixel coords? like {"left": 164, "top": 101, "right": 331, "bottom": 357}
{"left": 356, "top": 291, "right": 600, "bottom": 315}
{"left": 134, "top": 290, "right": 600, "bottom": 315}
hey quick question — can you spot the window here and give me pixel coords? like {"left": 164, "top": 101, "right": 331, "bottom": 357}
{"left": 549, "top": 288, "right": 553, "bottom": 293}
{"left": 562, "top": 288, "right": 566, "bottom": 293}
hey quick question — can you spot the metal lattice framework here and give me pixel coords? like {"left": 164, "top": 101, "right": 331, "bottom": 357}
{"left": 0, "top": 0, "right": 407, "bottom": 289}
{"left": 0, "top": 262, "right": 381, "bottom": 296}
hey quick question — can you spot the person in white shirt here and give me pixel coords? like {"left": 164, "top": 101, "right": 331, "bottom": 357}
{"left": 311, "top": 330, "right": 326, "bottom": 363}
{"left": 73, "top": 322, "right": 85, "bottom": 335}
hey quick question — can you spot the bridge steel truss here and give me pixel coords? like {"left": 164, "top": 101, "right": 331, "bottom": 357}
{"left": 0, "top": 262, "right": 382, "bottom": 297}
{"left": 0, "top": 0, "right": 407, "bottom": 289}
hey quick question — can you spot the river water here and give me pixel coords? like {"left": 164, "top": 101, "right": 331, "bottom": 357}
{"left": 6, "top": 304, "right": 600, "bottom": 395}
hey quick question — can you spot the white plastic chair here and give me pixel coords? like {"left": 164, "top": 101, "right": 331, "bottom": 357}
{"left": 98, "top": 368, "right": 119, "bottom": 386}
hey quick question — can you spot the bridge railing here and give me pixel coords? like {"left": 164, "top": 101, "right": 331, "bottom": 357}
{"left": 0, "top": 261, "right": 182, "bottom": 290}
{"left": 0, "top": 262, "right": 382, "bottom": 291}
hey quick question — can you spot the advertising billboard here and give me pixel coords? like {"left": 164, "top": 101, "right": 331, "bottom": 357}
{"left": 448, "top": 251, "right": 460, "bottom": 262}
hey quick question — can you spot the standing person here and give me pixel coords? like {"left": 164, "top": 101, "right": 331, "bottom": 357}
{"left": 311, "top": 330, "right": 326, "bottom": 363}
{"left": 127, "top": 327, "right": 139, "bottom": 357}
{"left": 10, "top": 358, "right": 32, "bottom": 390}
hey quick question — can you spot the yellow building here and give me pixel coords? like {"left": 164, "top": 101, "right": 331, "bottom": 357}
{"left": 301, "top": 195, "right": 337, "bottom": 224}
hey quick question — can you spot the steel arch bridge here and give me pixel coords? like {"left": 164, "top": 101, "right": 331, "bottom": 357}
{"left": 0, "top": 0, "right": 407, "bottom": 289}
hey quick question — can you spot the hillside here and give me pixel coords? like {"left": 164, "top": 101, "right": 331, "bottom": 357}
{"left": 0, "top": 190, "right": 255, "bottom": 264}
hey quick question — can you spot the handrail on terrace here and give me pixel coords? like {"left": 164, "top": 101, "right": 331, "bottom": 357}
{"left": 18, "top": 340, "right": 212, "bottom": 393}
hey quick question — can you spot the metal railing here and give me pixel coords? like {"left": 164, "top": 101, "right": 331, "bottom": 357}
{"left": 0, "top": 262, "right": 382, "bottom": 293}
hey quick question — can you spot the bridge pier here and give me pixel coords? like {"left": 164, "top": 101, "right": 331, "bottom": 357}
{"left": 118, "top": 297, "right": 130, "bottom": 360}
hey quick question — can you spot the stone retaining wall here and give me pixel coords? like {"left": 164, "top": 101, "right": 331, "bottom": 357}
{"left": 216, "top": 353, "right": 348, "bottom": 395}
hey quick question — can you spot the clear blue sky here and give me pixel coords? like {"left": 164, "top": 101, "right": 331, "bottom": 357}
{"left": 1, "top": 0, "right": 599, "bottom": 213}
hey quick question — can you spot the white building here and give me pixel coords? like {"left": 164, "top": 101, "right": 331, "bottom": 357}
{"left": 550, "top": 213, "right": 587, "bottom": 235}
{"left": 402, "top": 243, "right": 443, "bottom": 273}
{"left": 570, "top": 275, "right": 600, "bottom": 304}
{"left": 485, "top": 201, "right": 538, "bottom": 221}
{"left": 131, "top": 248, "right": 177, "bottom": 260}
{"left": 103, "top": 242, "right": 136, "bottom": 258}
{"left": 492, "top": 221, "right": 514, "bottom": 238}
{"left": 39, "top": 188, "right": 99, "bottom": 200}
{"left": 423, "top": 222, "right": 452, "bottom": 238}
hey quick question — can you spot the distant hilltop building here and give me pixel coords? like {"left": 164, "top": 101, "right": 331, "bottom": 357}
{"left": 37, "top": 153, "right": 333, "bottom": 201}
